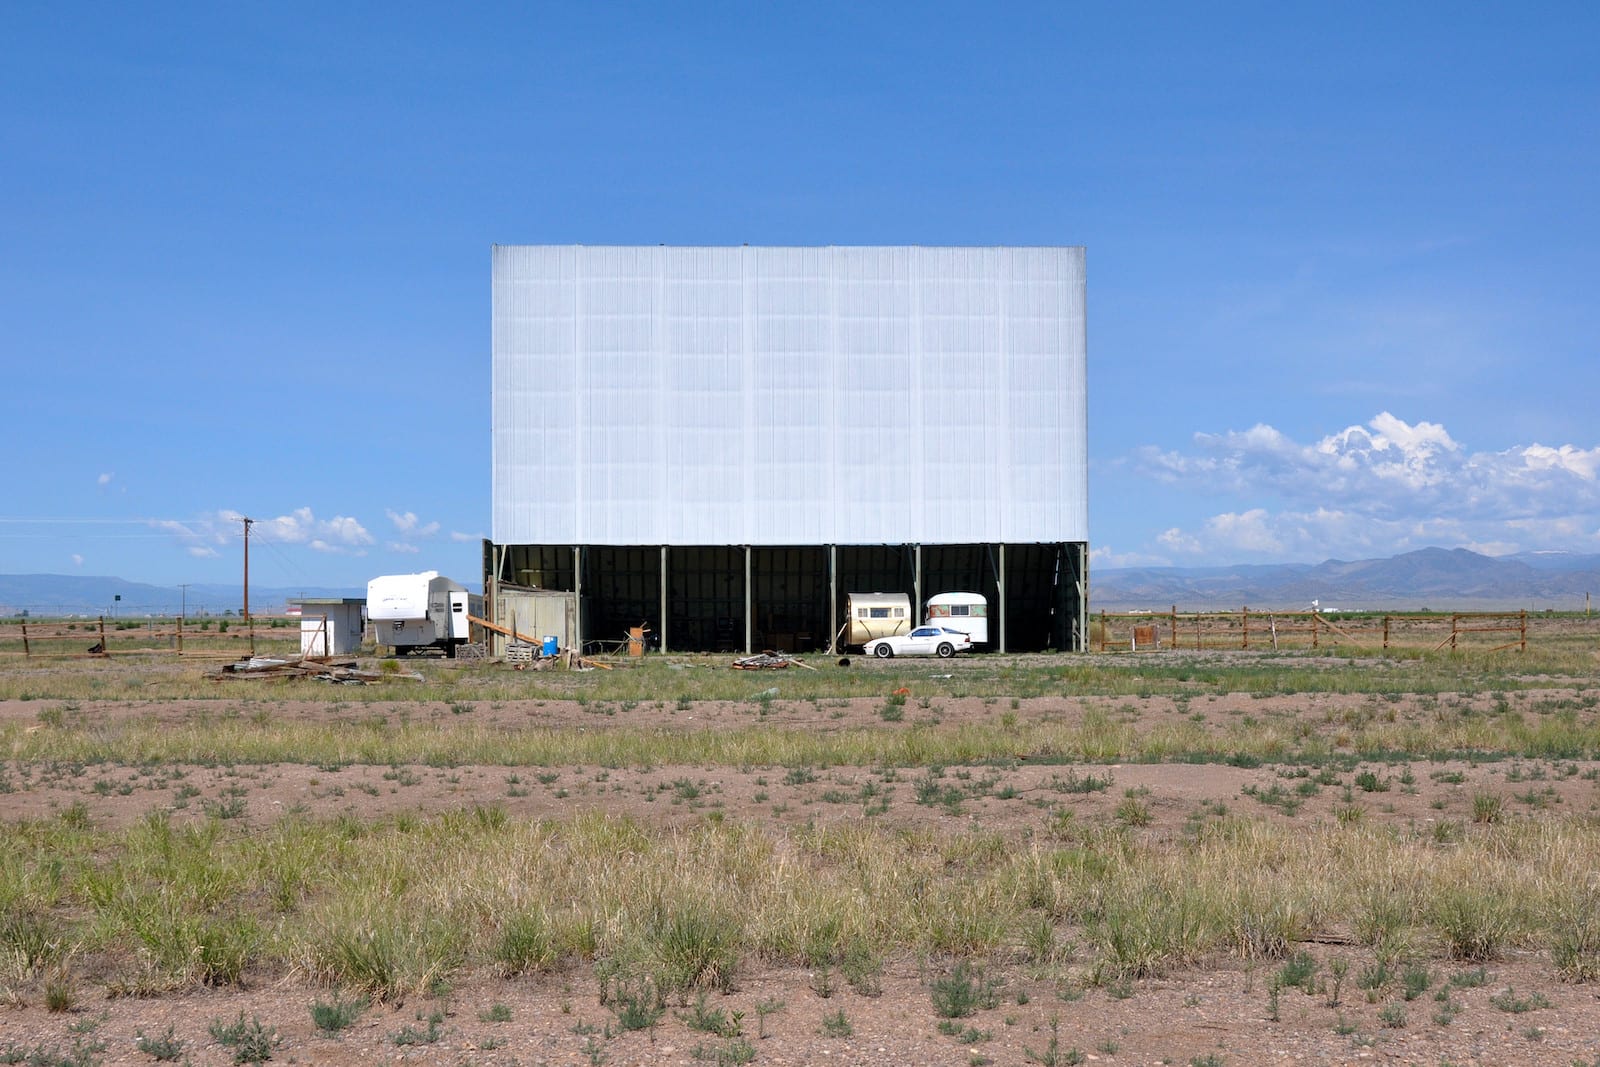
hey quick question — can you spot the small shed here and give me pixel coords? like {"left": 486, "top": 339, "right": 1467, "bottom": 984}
{"left": 490, "top": 584, "right": 577, "bottom": 658}
{"left": 289, "top": 598, "right": 366, "bottom": 656}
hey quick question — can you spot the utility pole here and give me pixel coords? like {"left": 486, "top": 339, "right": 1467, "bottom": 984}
{"left": 240, "top": 517, "right": 255, "bottom": 656}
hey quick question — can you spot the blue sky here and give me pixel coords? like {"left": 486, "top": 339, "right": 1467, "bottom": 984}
{"left": 2, "top": 3, "right": 1596, "bottom": 589}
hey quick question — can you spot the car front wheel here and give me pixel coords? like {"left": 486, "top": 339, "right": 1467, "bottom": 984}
{"left": 874, "top": 643, "right": 894, "bottom": 659}
{"left": 936, "top": 642, "right": 954, "bottom": 658}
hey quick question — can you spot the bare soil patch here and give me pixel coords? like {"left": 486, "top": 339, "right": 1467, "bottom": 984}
{"left": 5, "top": 669, "right": 1600, "bottom": 1065}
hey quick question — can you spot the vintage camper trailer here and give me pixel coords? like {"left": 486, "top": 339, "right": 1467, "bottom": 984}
{"left": 843, "top": 592, "right": 912, "bottom": 648}
{"left": 926, "top": 591, "right": 989, "bottom": 645}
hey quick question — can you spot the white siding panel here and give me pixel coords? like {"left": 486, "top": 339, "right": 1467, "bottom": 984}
{"left": 492, "top": 246, "right": 1087, "bottom": 546}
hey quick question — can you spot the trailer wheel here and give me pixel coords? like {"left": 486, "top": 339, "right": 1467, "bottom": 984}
{"left": 873, "top": 643, "right": 893, "bottom": 659}
{"left": 936, "top": 642, "right": 954, "bottom": 658}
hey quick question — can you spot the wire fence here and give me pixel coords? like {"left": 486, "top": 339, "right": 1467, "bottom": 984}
{"left": 1092, "top": 608, "right": 1554, "bottom": 654}
{"left": 0, "top": 616, "right": 305, "bottom": 660}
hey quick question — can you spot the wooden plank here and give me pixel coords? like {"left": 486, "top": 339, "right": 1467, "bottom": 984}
{"left": 466, "top": 613, "right": 542, "bottom": 647}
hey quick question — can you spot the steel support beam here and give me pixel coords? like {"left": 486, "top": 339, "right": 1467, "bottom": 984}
{"left": 914, "top": 543, "right": 922, "bottom": 627}
{"left": 828, "top": 544, "right": 838, "bottom": 654}
{"left": 659, "top": 545, "right": 669, "bottom": 654}
{"left": 743, "top": 545, "right": 753, "bottom": 654}
{"left": 572, "top": 545, "right": 582, "bottom": 655}
{"left": 1077, "top": 542, "right": 1089, "bottom": 653}
{"left": 998, "top": 543, "right": 1007, "bottom": 654}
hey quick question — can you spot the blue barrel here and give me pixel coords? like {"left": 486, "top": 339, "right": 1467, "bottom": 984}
{"left": 542, "top": 635, "right": 559, "bottom": 657}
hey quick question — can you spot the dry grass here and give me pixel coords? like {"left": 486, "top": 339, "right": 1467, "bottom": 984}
{"left": 4, "top": 641, "right": 1600, "bottom": 1014}
{"left": 3, "top": 807, "right": 1600, "bottom": 1001}
{"left": 8, "top": 690, "right": 1600, "bottom": 768}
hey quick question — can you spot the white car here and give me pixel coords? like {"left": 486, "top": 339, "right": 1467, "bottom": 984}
{"left": 865, "top": 626, "right": 973, "bottom": 659}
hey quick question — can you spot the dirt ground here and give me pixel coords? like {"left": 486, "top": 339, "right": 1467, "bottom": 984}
{"left": 4, "top": 689, "right": 1596, "bottom": 836}
{"left": 4, "top": 686, "right": 1600, "bottom": 1065}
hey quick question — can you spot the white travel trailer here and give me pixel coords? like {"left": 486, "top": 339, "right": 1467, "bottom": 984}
{"left": 925, "top": 592, "right": 989, "bottom": 645}
{"left": 367, "top": 571, "right": 482, "bottom": 657}
{"left": 843, "top": 592, "right": 912, "bottom": 649}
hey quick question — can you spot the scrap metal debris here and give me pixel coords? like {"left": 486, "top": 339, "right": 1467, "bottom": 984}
{"left": 211, "top": 656, "right": 420, "bottom": 685}
{"left": 731, "top": 650, "right": 817, "bottom": 671}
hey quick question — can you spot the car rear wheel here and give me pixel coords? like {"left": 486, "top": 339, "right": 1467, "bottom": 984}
{"left": 936, "top": 642, "right": 954, "bottom": 658}
{"left": 874, "top": 643, "right": 894, "bottom": 659}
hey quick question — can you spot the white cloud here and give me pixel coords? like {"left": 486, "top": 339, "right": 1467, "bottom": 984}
{"left": 71, "top": 553, "right": 83, "bottom": 567}
{"left": 1506, "top": 516, "right": 1600, "bottom": 542}
{"left": 1133, "top": 414, "right": 1600, "bottom": 562}
{"left": 1139, "top": 412, "right": 1600, "bottom": 521}
{"left": 1159, "top": 508, "right": 1380, "bottom": 561}
{"left": 388, "top": 541, "right": 421, "bottom": 554}
{"left": 1520, "top": 444, "right": 1600, "bottom": 480}
{"left": 1090, "top": 545, "right": 1173, "bottom": 568}
{"left": 151, "top": 508, "right": 375, "bottom": 559}
{"left": 321, "top": 515, "right": 374, "bottom": 546}
{"left": 387, "top": 509, "right": 441, "bottom": 541}
{"left": 1156, "top": 528, "right": 1202, "bottom": 555}
{"left": 449, "top": 531, "right": 481, "bottom": 543}
{"left": 97, "top": 472, "right": 114, "bottom": 487}
{"left": 1460, "top": 540, "right": 1521, "bottom": 558}
{"left": 306, "top": 537, "right": 368, "bottom": 556}
{"left": 1201, "top": 509, "right": 1285, "bottom": 554}
{"left": 149, "top": 519, "right": 225, "bottom": 559}
{"left": 218, "top": 508, "right": 374, "bottom": 550}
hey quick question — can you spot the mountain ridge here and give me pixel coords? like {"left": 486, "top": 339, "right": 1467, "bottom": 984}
{"left": 4, "top": 548, "right": 1597, "bottom": 615}
{"left": 0, "top": 574, "right": 368, "bottom": 616}
{"left": 1096, "top": 548, "right": 1600, "bottom": 610}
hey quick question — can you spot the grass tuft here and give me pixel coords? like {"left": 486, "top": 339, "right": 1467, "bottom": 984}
{"left": 930, "top": 961, "right": 1002, "bottom": 1018}
{"left": 208, "top": 1012, "right": 277, "bottom": 1064}
{"left": 309, "top": 996, "right": 367, "bottom": 1035}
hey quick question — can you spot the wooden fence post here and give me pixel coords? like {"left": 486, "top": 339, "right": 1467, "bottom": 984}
{"left": 1520, "top": 609, "right": 1527, "bottom": 652}
{"left": 1311, "top": 612, "right": 1319, "bottom": 650}
{"left": 1242, "top": 606, "right": 1249, "bottom": 650}
{"left": 1194, "top": 613, "right": 1201, "bottom": 651}
{"left": 98, "top": 616, "right": 108, "bottom": 656}
{"left": 1170, "top": 605, "right": 1178, "bottom": 650}
{"left": 1451, "top": 614, "right": 1459, "bottom": 651}
{"left": 20, "top": 622, "right": 28, "bottom": 658}
{"left": 177, "top": 615, "right": 183, "bottom": 655}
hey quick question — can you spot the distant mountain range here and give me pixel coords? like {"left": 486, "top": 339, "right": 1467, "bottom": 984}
{"left": 0, "top": 574, "right": 367, "bottom": 617}
{"left": 1095, "top": 548, "right": 1600, "bottom": 611}
{"left": 5, "top": 547, "right": 1597, "bottom": 616}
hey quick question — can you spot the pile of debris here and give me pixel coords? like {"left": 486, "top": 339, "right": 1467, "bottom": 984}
{"left": 211, "top": 656, "right": 420, "bottom": 685}
{"left": 731, "top": 651, "right": 817, "bottom": 671}
{"left": 511, "top": 647, "right": 613, "bottom": 672}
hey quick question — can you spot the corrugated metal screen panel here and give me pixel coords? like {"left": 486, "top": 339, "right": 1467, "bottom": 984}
{"left": 492, "top": 246, "right": 1087, "bottom": 546}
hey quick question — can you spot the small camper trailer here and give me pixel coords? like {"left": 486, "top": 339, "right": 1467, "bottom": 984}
{"left": 925, "top": 592, "right": 989, "bottom": 645}
{"left": 843, "top": 592, "right": 912, "bottom": 649}
{"left": 367, "top": 571, "right": 482, "bottom": 657}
